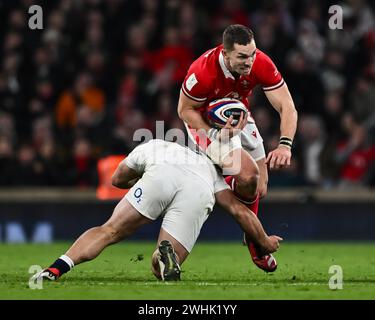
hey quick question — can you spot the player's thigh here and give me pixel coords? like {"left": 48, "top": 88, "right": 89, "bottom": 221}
{"left": 103, "top": 196, "right": 152, "bottom": 237}
{"left": 223, "top": 147, "right": 260, "bottom": 179}
{"left": 105, "top": 169, "right": 176, "bottom": 237}
{"left": 241, "top": 121, "right": 264, "bottom": 159}
{"left": 125, "top": 169, "right": 176, "bottom": 220}
{"left": 256, "top": 157, "right": 268, "bottom": 198}
{"left": 241, "top": 124, "right": 268, "bottom": 197}
{"left": 160, "top": 180, "right": 214, "bottom": 261}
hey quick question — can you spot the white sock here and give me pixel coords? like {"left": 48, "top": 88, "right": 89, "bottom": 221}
{"left": 60, "top": 254, "right": 75, "bottom": 269}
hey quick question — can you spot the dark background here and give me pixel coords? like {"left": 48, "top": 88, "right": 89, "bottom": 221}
{"left": 0, "top": 0, "right": 374, "bottom": 243}
{"left": 0, "top": 0, "right": 374, "bottom": 188}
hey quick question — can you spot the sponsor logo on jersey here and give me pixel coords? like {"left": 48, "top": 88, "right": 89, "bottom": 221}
{"left": 186, "top": 73, "right": 198, "bottom": 91}
{"left": 134, "top": 188, "right": 143, "bottom": 203}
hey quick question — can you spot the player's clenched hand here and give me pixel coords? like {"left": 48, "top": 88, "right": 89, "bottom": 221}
{"left": 217, "top": 112, "right": 247, "bottom": 142}
{"left": 266, "top": 145, "right": 292, "bottom": 170}
{"left": 264, "top": 235, "right": 283, "bottom": 254}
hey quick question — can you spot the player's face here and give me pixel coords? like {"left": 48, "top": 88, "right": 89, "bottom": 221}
{"left": 224, "top": 41, "right": 257, "bottom": 76}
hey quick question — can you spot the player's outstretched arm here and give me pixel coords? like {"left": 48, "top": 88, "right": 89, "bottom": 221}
{"left": 265, "top": 83, "right": 298, "bottom": 170}
{"left": 112, "top": 161, "right": 141, "bottom": 189}
{"left": 215, "top": 189, "right": 282, "bottom": 254}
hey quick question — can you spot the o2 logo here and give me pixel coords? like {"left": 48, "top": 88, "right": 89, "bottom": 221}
{"left": 134, "top": 188, "right": 143, "bottom": 204}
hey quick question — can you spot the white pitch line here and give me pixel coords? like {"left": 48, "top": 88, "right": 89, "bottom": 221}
{"left": 69, "top": 281, "right": 373, "bottom": 287}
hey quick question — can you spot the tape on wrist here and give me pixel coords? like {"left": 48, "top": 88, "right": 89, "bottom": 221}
{"left": 279, "top": 140, "right": 292, "bottom": 149}
{"left": 207, "top": 128, "right": 220, "bottom": 140}
{"left": 280, "top": 136, "right": 293, "bottom": 143}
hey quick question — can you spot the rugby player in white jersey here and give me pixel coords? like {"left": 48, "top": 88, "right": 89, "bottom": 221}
{"left": 31, "top": 140, "right": 282, "bottom": 281}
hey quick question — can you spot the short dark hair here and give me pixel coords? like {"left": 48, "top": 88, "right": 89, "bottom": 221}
{"left": 223, "top": 24, "right": 254, "bottom": 51}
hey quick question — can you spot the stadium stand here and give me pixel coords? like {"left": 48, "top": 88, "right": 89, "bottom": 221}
{"left": 0, "top": 0, "right": 374, "bottom": 189}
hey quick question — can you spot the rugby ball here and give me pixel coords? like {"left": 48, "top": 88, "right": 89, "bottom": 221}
{"left": 205, "top": 98, "right": 248, "bottom": 129}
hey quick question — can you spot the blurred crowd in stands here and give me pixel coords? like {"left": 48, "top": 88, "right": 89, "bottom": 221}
{"left": 0, "top": 0, "right": 374, "bottom": 189}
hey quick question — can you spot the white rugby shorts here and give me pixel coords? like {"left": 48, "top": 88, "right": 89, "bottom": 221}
{"left": 125, "top": 165, "right": 215, "bottom": 252}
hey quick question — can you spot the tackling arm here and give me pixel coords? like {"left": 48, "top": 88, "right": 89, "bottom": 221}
{"left": 215, "top": 189, "right": 282, "bottom": 254}
{"left": 111, "top": 161, "right": 141, "bottom": 189}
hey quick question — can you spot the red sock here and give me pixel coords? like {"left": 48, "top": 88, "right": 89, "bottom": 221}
{"left": 225, "top": 176, "right": 260, "bottom": 216}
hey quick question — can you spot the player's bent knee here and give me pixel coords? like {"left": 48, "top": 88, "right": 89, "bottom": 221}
{"left": 237, "top": 172, "right": 259, "bottom": 189}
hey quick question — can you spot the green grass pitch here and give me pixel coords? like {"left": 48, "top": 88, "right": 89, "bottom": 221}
{"left": 0, "top": 241, "right": 374, "bottom": 300}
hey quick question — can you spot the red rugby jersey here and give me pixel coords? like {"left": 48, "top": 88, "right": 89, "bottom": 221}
{"left": 181, "top": 44, "right": 284, "bottom": 115}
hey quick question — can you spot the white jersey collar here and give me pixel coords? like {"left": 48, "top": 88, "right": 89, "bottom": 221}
{"left": 219, "top": 50, "right": 235, "bottom": 80}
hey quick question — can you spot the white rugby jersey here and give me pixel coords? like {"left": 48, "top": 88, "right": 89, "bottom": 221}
{"left": 124, "top": 139, "right": 229, "bottom": 195}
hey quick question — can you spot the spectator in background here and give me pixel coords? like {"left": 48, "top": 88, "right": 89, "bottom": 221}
{"left": 3, "top": 31, "right": 24, "bottom": 56}
{"left": 250, "top": 1, "right": 295, "bottom": 65}
{"left": 143, "top": 26, "right": 193, "bottom": 101}
{"left": 335, "top": 113, "right": 375, "bottom": 188}
{"left": 36, "top": 139, "right": 63, "bottom": 186}
{"left": 149, "top": 92, "right": 175, "bottom": 127}
{"left": 298, "top": 115, "right": 326, "bottom": 186}
{"left": 32, "top": 115, "right": 53, "bottom": 150}
{"left": 211, "top": 0, "right": 249, "bottom": 32}
{"left": 327, "top": 0, "right": 375, "bottom": 52}
{"left": 55, "top": 72, "right": 105, "bottom": 132}
{"left": 1, "top": 53, "right": 23, "bottom": 117}
{"left": 0, "top": 137, "right": 15, "bottom": 186}
{"left": 297, "top": 20, "right": 325, "bottom": 68}
{"left": 70, "top": 138, "right": 98, "bottom": 187}
{"left": 350, "top": 77, "right": 375, "bottom": 136}
{"left": 320, "top": 48, "right": 346, "bottom": 93}
{"left": 178, "top": 1, "right": 197, "bottom": 49}
{"left": 31, "top": 46, "right": 63, "bottom": 92}
{"left": 12, "top": 144, "right": 46, "bottom": 186}
{"left": 113, "top": 107, "right": 148, "bottom": 152}
{"left": 0, "top": 112, "right": 15, "bottom": 142}
{"left": 321, "top": 91, "right": 345, "bottom": 138}
{"left": 284, "top": 50, "right": 324, "bottom": 114}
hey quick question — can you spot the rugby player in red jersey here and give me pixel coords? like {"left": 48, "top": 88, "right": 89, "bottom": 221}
{"left": 178, "top": 24, "right": 298, "bottom": 272}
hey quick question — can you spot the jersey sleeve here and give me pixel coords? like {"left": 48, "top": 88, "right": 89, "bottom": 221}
{"left": 181, "top": 67, "right": 210, "bottom": 103}
{"left": 214, "top": 176, "right": 230, "bottom": 194}
{"left": 123, "top": 144, "right": 147, "bottom": 174}
{"left": 255, "top": 52, "right": 285, "bottom": 92}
